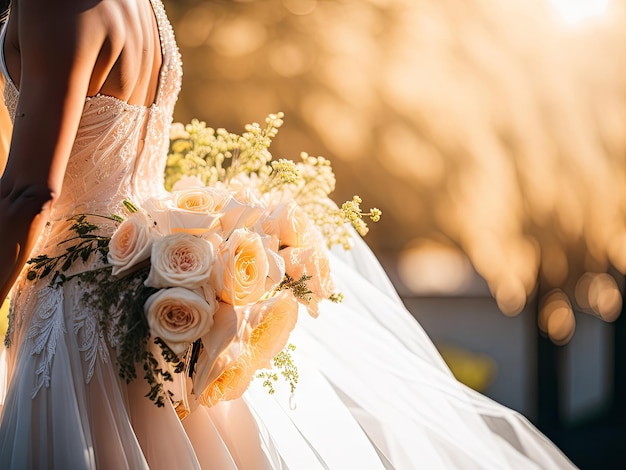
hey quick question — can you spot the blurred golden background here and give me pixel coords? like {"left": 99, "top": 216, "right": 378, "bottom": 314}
{"left": 0, "top": 1, "right": 621, "bottom": 466}
{"left": 163, "top": 2, "right": 626, "bottom": 465}
{"left": 165, "top": 0, "right": 626, "bottom": 345}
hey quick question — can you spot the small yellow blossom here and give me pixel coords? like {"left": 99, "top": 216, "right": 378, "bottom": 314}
{"left": 164, "top": 113, "right": 381, "bottom": 248}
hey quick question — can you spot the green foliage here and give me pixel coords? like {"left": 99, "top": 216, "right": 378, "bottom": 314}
{"left": 26, "top": 213, "right": 182, "bottom": 408}
{"left": 26, "top": 214, "right": 112, "bottom": 285}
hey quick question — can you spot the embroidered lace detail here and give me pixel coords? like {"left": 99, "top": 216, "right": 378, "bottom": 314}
{"left": 73, "top": 281, "right": 111, "bottom": 383}
{"left": 3, "top": 0, "right": 183, "bottom": 395}
{"left": 25, "top": 287, "right": 66, "bottom": 397}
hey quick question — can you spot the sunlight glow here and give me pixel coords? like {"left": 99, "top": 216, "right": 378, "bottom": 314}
{"left": 398, "top": 239, "right": 473, "bottom": 295}
{"left": 548, "top": 0, "right": 611, "bottom": 25}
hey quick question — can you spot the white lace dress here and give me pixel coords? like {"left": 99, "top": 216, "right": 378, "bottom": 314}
{"left": 0, "top": 1, "right": 576, "bottom": 468}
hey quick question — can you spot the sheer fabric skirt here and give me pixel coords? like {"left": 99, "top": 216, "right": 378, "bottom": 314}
{"left": 0, "top": 237, "right": 575, "bottom": 469}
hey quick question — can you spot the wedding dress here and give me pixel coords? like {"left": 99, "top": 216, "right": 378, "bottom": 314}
{"left": 0, "top": 1, "right": 576, "bottom": 468}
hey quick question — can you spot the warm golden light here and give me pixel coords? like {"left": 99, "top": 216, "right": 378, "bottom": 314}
{"left": 398, "top": 239, "right": 473, "bottom": 295}
{"left": 168, "top": 0, "right": 626, "bottom": 342}
{"left": 588, "top": 273, "right": 622, "bottom": 322}
{"left": 548, "top": 0, "right": 611, "bottom": 25}
{"left": 283, "top": 0, "right": 317, "bottom": 16}
{"left": 211, "top": 18, "right": 266, "bottom": 57}
{"left": 540, "top": 290, "right": 576, "bottom": 345}
{"left": 574, "top": 272, "right": 622, "bottom": 322}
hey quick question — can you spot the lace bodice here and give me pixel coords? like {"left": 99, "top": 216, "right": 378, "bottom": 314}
{"left": 0, "top": 0, "right": 183, "bottom": 395}
{"left": 1, "top": 0, "right": 182, "bottom": 249}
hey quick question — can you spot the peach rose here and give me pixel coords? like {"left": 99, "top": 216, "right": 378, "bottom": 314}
{"left": 197, "top": 291, "right": 298, "bottom": 406}
{"left": 191, "top": 302, "right": 239, "bottom": 395}
{"left": 244, "top": 290, "right": 299, "bottom": 368}
{"left": 145, "top": 232, "right": 215, "bottom": 289}
{"left": 262, "top": 200, "right": 310, "bottom": 248}
{"left": 280, "top": 243, "right": 334, "bottom": 317}
{"left": 199, "top": 356, "right": 252, "bottom": 407}
{"left": 144, "top": 287, "right": 216, "bottom": 356}
{"left": 108, "top": 212, "right": 157, "bottom": 277}
{"left": 211, "top": 229, "right": 285, "bottom": 306}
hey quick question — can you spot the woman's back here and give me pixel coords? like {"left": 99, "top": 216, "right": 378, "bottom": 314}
{"left": 2, "top": 0, "right": 164, "bottom": 107}
{"left": 0, "top": 4, "right": 182, "bottom": 465}
{"left": 1, "top": 0, "right": 181, "bottom": 249}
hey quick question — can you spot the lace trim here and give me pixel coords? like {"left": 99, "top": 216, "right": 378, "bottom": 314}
{"left": 25, "top": 287, "right": 66, "bottom": 398}
{"left": 73, "top": 281, "right": 111, "bottom": 383}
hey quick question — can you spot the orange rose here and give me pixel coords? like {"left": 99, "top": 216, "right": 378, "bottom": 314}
{"left": 198, "top": 291, "right": 298, "bottom": 407}
{"left": 191, "top": 302, "right": 239, "bottom": 396}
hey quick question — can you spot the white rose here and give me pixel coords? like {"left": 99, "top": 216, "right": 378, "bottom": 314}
{"left": 145, "top": 232, "right": 215, "bottom": 289}
{"left": 144, "top": 188, "right": 232, "bottom": 236}
{"left": 145, "top": 287, "right": 216, "bottom": 356}
{"left": 108, "top": 212, "right": 156, "bottom": 277}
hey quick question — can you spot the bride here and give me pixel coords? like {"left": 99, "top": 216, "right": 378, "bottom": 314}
{"left": 0, "top": 0, "right": 576, "bottom": 468}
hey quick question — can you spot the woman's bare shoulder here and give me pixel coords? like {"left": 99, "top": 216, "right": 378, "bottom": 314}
{"left": 13, "top": 0, "right": 154, "bottom": 99}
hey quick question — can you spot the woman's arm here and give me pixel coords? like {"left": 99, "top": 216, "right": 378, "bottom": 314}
{"left": 0, "top": 0, "right": 106, "bottom": 302}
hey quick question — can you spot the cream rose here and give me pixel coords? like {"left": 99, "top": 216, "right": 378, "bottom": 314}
{"left": 144, "top": 287, "right": 216, "bottom": 356}
{"left": 219, "top": 197, "right": 264, "bottom": 235}
{"left": 212, "top": 229, "right": 285, "bottom": 306}
{"left": 145, "top": 232, "right": 215, "bottom": 289}
{"left": 173, "top": 187, "right": 230, "bottom": 213}
{"left": 143, "top": 189, "right": 228, "bottom": 235}
{"left": 108, "top": 212, "right": 157, "bottom": 277}
{"left": 262, "top": 200, "right": 310, "bottom": 248}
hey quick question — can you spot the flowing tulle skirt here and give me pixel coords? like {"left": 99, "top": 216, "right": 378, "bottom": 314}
{"left": 0, "top": 236, "right": 575, "bottom": 469}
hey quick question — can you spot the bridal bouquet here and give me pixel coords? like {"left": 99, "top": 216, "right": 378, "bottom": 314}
{"left": 26, "top": 113, "right": 380, "bottom": 411}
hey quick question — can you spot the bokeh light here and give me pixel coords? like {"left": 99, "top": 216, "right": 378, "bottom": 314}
{"left": 165, "top": 0, "right": 626, "bottom": 341}
{"left": 548, "top": 0, "right": 612, "bottom": 25}
{"left": 398, "top": 238, "right": 473, "bottom": 295}
{"left": 540, "top": 289, "right": 576, "bottom": 345}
